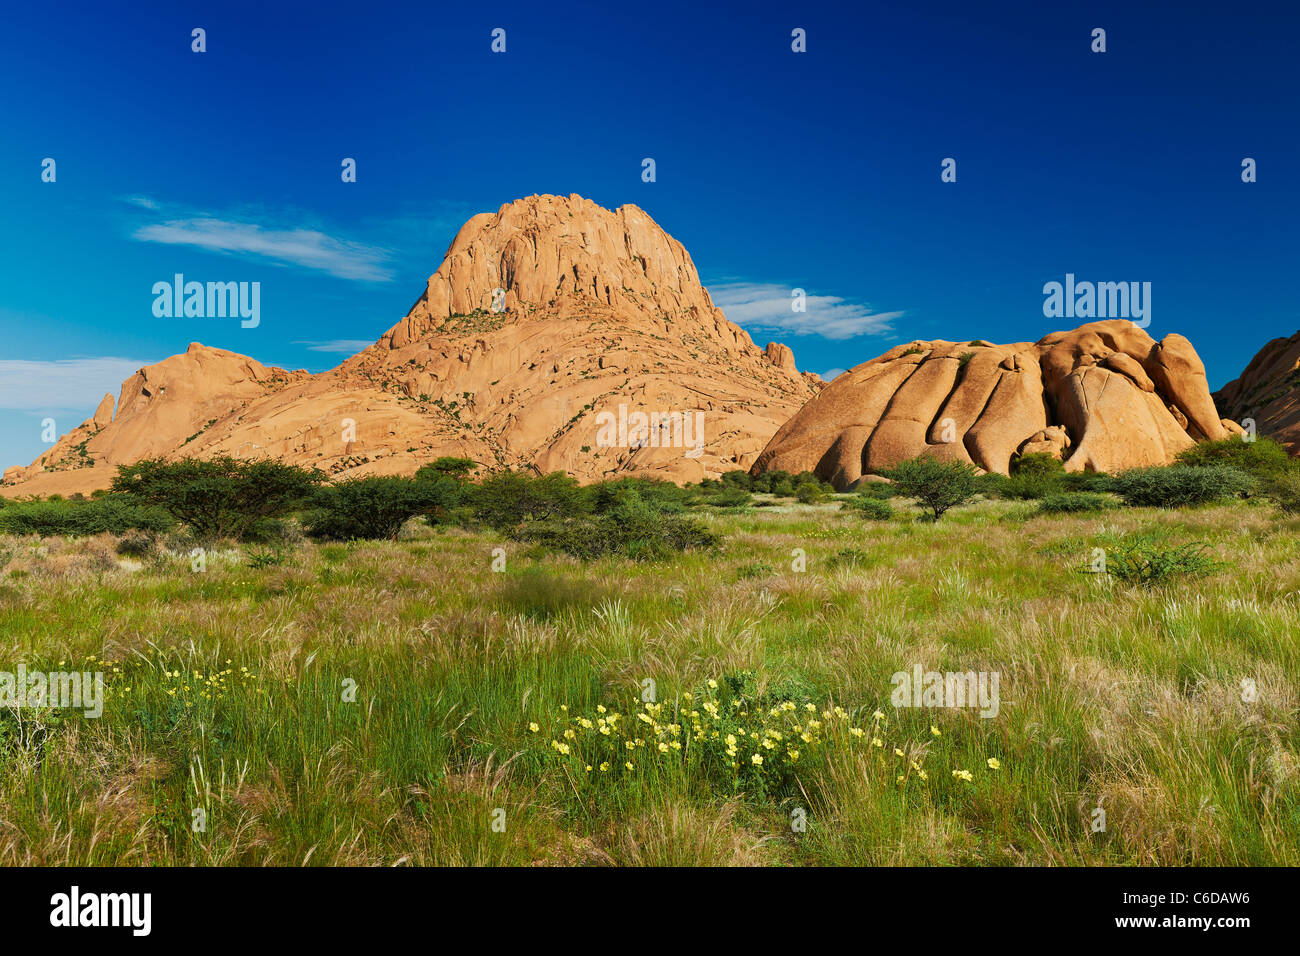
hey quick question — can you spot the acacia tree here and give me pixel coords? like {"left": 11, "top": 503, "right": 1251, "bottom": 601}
{"left": 883, "top": 456, "right": 981, "bottom": 520}
{"left": 414, "top": 457, "right": 479, "bottom": 482}
{"left": 304, "top": 475, "right": 463, "bottom": 540}
{"left": 111, "top": 456, "right": 321, "bottom": 540}
{"left": 468, "top": 471, "right": 589, "bottom": 530}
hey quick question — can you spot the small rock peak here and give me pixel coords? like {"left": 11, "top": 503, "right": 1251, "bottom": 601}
{"left": 404, "top": 194, "right": 717, "bottom": 327}
{"left": 763, "top": 342, "right": 799, "bottom": 376}
{"left": 92, "top": 393, "right": 115, "bottom": 428}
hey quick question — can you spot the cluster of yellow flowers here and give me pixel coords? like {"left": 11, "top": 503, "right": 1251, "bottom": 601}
{"left": 52, "top": 654, "right": 266, "bottom": 708}
{"left": 60, "top": 654, "right": 130, "bottom": 696}
{"left": 533, "top": 699, "right": 666, "bottom": 775}
{"left": 157, "top": 660, "right": 260, "bottom": 707}
{"left": 533, "top": 680, "right": 1007, "bottom": 798}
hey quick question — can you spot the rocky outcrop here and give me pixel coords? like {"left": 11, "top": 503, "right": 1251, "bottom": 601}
{"left": 2, "top": 344, "right": 312, "bottom": 493}
{"left": 763, "top": 342, "right": 825, "bottom": 392}
{"left": 1213, "top": 331, "right": 1300, "bottom": 454}
{"left": 3, "top": 194, "right": 816, "bottom": 497}
{"left": 753, "top": 320, "right": 1231, "bottom": 489}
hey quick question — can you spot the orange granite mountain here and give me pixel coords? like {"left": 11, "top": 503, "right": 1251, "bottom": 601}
{"left": 753, "top": 320, "right": 1242, "bottom": 489}
{"left": 2, "top": 194, "right": 819, "bottom": 497}
{"left": 1213, "top": 330, "right": 1300, "bottom": 454}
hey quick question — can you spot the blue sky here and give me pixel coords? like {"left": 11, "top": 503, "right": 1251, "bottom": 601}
{"left": 2, "top": 0, "right": 1297, "bottom": 470}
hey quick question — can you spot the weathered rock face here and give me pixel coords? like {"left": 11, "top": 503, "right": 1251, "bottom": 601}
{"left": 1213, "top": 331, "right": 1300, "bottom": 454}
{"left": 753, "top": 320, "right": 1234, "bottom": 489}
{"left": 2, "top": 345, "right": 312, "bottom": 496}
{"left": 3, "top": 194, "right": 816, "bottom": 497}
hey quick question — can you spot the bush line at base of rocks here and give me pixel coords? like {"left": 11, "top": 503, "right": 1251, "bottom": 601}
{"left": 1, "top": 436, "right": 1297, "bottom": 554}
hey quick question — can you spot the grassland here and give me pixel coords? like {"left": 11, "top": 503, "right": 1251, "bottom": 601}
{"left": 0, "top": 495, "right": 1297, "bottom": 866}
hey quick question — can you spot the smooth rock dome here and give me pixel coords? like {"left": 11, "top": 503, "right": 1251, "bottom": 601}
{"left": 752, "top": 319, "right": 1240, "bottom": 489}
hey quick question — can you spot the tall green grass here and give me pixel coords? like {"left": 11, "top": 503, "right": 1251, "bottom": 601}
{"left": 0, "top": 497, "right": 1295, "bottom": 865}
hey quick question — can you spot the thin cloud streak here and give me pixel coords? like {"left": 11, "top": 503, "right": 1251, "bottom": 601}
{"left": 293, "top": 339, "right": 376, "bottom": 354}
{"left": 133, "top": 218, "right": 393, "bottom": 281}
{"left": 709, "top": 281, "right": 900, "bottom": 341}
{"left": 0, "top": 358, "right": 152, "bottom": 411}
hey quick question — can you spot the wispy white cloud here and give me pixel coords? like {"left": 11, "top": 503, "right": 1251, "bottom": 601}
{"left": 820, "top": 367, "right": 847, "bottom": 380}
{"left": 292, "top": 339, "right": 375, "bottom": 354}
{"left": 133, "top": 218, "right": 393, "bottom": 281}
{"left": 709, "top": 281, "right": 900, "bottom": 341}
{"left": 0, "top": 358, "right": 151, "bottom": 411}
{"left": 120, "top": 194, "right": 160, "bottom": 210}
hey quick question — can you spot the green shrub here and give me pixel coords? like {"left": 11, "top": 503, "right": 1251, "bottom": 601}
{"left": 304, "top": 475, "right": 462, "bottom": 540}
{"left": 749, "top": 469, "right": 793, "bottom": 495}
{"left": 989, "top": 453, "right": 1067, "bottom": 499}
{"left": 882, "top": 457, "right": 981, "bottom": 520}
{"left": 1109, "top": 465, "right": 1253, "bottom": 508}
{"left": 413, "top": 457, "right": 479, "bottom": 482}
{"left": 1011, "top": 452, "right": 1065, "bottom": 479}
{"left": 977, "top": 472, "right": 1012, "bottom": 498}
{"left": 1096, "top": 535, "right": 1222, "bottom": 586}
{"left": 842, "top": 496, "right": 893, "bottom": 520}
{"left": 1262, "top": 470, "right": 1300, "bottom": 515}
{"left": 1002, "top": 474, "right": 1060, "bottom": 500}
{"left": 1039, "top": 492, "right": 1111, "bottom": 514}
{"left": 512, "top": 488, "right": 719, "bottom": 561}
{"left": 791, "top": 472, "right": 832, "bottom": 493}
{"left": 1060, "top": 471, "right": 1112, "bottom": 493}
{"left": 1175, "top": 437, "right": 1293, "bottom": 479}
{"left": 468, "top": 471, "right": 588, "bottom": 531}
{"left": 980, "top": 470, "right": 1086, "bottom": 500}
{"left": 111, "top": 457, "right": 321, "bottom": 541}
{"left": 794, "top": 482, "right": 826, "bottom": 504}
{"left": 114, "top": 532, "right": 156, "bottom": 558}
{"left": 854, "top": 481, "right": 897, "bottom": 500}
{"left": 240, "top": 517, "right": 303, "bottom": 546}
{"left": 719, "top": 470, "right": 754, "bottom": 490}
{"left": 0, "top": 496, "right": 174, "bottom": 537}
{"left": 589, "top": 477, "right": 689, "bottom": 514}
{"left": 703, "top": 486, "right": 753, "bottom": 509}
